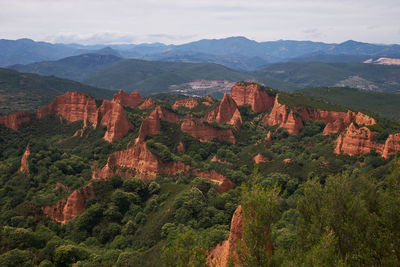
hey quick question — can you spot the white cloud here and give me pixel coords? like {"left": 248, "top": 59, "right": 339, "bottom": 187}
{"left": 0, "top": 0, "right": 399, "bottom": 44}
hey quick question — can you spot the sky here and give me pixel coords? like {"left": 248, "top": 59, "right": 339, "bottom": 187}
{"left": 0, "top": 0, "right": 399, "bottom": 45}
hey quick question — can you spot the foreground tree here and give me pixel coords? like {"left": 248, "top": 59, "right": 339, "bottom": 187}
{"left": 231, "top": 181, "right": 281, "bottom": 267}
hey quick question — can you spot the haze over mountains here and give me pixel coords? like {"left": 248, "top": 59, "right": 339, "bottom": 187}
{"left": 2, "top": 37, "right": 400, "bottom": 71}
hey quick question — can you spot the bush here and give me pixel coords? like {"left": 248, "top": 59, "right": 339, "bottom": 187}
{"left": 0, "top": 249, "right": 33, "bottom": 267}
{"left": 54, "top": 244, "right": 90, "bottom": 266}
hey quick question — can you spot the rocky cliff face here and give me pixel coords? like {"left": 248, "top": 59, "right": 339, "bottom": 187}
{"left": 98, "top": 100, "right": 134, "bottom": 142}
{"left": 193, "top": 170, "right": 234, "bottom": 194}
{"left": 136, "top": 106, "right": 187, "bottom": 143}
{"left": 93, "top": 142, "right": 189, "bottom": 180}
{"left": 172, "top": 97, "right": 199, "bottom": 109}
{"left": 335, "top": 124, "right": 400, "bottom": 158}
{"left": 0, "top": 112, "right": 34, "bottom": 131}
{"left": 262, "top": 96, "right": 303, "bottom": 134}
{"left": 138, "top": 98, "right": 155, "bottom": 110}
{"left": 335, "top": 123, "right": 383, "bottom": 156}
{"left": 42, "top": 183, "right": 95, "bottom": 224}
{"left": 231, "top": 83, "right": 275, "bottom": 112}
{"left": 37, "top": 92, "right": 133, "bottom": 142}
{"left": 181, "top": 120, "right": 236, "bottom": 144}
{"left": 112, "top": 90, "right": 143, "bottom": 107}
{"left": 92, "top": 142, "right": 234, "bottom": 193}
{"left": 203, "top": 93, "right": 242, "bottom": 129}
{"left": 207, "top": 206, "right": 243, "bottom": 267}
{"left": 262, "top": 94, "right": 377, "bottom": 136}
{"left": 253, "top": 153, "right": 270, "bottom": 164}
{"left": 37, "top": 92, "right": 99, "bottom": 126}
{"left": 382, "top": 133, "right": 400, "bottom": 159}
{"left": 19, "top": 144, "right": 30, "bottom": 173}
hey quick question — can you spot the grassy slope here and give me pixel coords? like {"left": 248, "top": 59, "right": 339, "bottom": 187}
{"left": 0, "top": 68, "right": 115, "bottom": 115}
{"left": 298, "top": 87, "right": 400, "bottom": 119}
{"left": 83, "top": 59, "right": 250, "bottom": 95}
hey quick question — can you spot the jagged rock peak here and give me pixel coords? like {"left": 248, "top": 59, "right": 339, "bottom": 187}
{"left": 112, "top": 89, "right": 143, "bottom": 107}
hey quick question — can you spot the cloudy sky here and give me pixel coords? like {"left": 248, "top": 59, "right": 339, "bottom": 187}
{"left": 0, "top": 0, "right": 399, "bottom": 45}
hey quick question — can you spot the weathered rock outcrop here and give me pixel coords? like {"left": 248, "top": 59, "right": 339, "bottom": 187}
{"left": 208, "top": 206, "right": 243, "bottom": 267}
{"left": 112, "top": 90, "right": 143, "bottom": 107}
{"left": 98, "top": 100, "right": 134, "bottom": 142}
{"left": 177, "top": 141, "right": 185, "bottom": 154}
{"left": 231, "top": 83, "right": 275, "bottom": 112}
{"left": 136, "top": 106, "right": 187, "bottom": 143}
{"left": 137, "top": 96, "right": 241, "bottom": 144}
{"left": 19, "top": 144, "right": 30, "bottom": 173}
{"left": 172, "top": 97, "right": 199, "bottom": 109}
{"left": 37, "top": 92, "right": 133, "bottom": 142}
{"left": 335, "top": 123, "right": 383, "bottom": 156}
{"left": 335, "top": 124, "right": 400, "bottom": 158}
{"left": 138, "top": 98, "right": 155, "bottom": 110}
{"left": 193, "top": 170, "right": 234, "bottom": 194}
{"left": 262, "top": 94, "right": 377, "bottom": 136}
{"left": 181, "top": 120, "right": 236, "bottom": 144}
{"left": 253, "top": 153, "right": 270, "bottom": 164}
{"left": 382, "top": 133, "right": 400, "bottom": 159}
{"left": 37, "top": 92, "right": 99, "bottom": 126}
{"left": 203, "top": 93, "right": 242, "bottom": 129}
{"left": 92, "top": 142, "right": 189, "bottom": 180}
{"left": 262, "top": 96, "right": 303, "bottom": 134}
{"left": 42, "top": 183, "right": 95, "bottom": 224}
{"left": 0, "top": 112, "right": 34, "bottom": 131}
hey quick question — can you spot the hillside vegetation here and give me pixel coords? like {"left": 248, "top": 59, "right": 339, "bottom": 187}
{"left": 83, "top": 59, "right": 249, "bottom": 95}
{"left": 0, "top": 68, "right": 115, "bottom": 115}
{"left": 9, "top": 54, "right": 123, "bottom": 82}
{"left": 299, "top": 87, "right": 400, "bottom": 119}
{"left": 255, "top": 62, "right": 400, "bottom": 93}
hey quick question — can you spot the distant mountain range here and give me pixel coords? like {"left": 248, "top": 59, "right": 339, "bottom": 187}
{"left": 9, "top": 54, "right": 400, "bottom": 95}
{"left": 2, "top": 37, "right": 400, "bottom": 71}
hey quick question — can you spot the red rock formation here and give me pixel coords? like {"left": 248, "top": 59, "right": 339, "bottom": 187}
{"left": 138, "top": 98, "right": 155, "bottom": 110}
{"left": 92, "top": 142, "right": 189, "bottom": 180}
{"left": 253, "top": 153, "right": 270, "bottom": 164}
{"left": 19, "top": 144, "right": 30, "bottom": 173}
{"left": 300, "top": 109, "right": 375, "bottom": 135}
{"left": 42, "top": 183, "right": 95, "bottom": 224}
{"left": 172, "top": 97, "right": 199, "bottom": 109}
{"left": 37, "top": 92, "right": 99, "bottom": 127}
{"left": 181, "top": 120, "right": 236, "bottom": 144}
{"left": 112, "top": 90, "right": 143, "bottom": 107}
{"left": 0, "top": 112, "right": 34, "bottom": 131}
{"left": 97, "top": 100, "right": 133, "bottom": 142}
{"left": 231, "top": 83, "right": 275, "bottom": 112}
{"left": 210, "top": 155, "right": 232, "bottom": 165}
{"left": 177, "top": 141, "right": 185, "bottom": 154}
{"left": 37, "top": 92, "right": 133, "bottom": 142}
{"left": 262, "top": 96, "right": 303, "bottom": 134}
{"left": 203, "top": 93, "right": 242, "bottom": 129}
{"left": 208, "top": 206, "right": 243, "bottom": 267}
{"left": 262, "top": 94, "right": 376, "bottom": 136}
{"left": 265, "top": 131, "right": 272, "bottom": 143}
{"left": 136, "top": 106, "right": 189, "bottom": 143}
{"left": 335, "top": 123, "right": 384, "bottom": 156}
{"left": 193, "top": 170, "right": 234, "bottom": 193}
{"left": 55, "top": 182, "right": 70, "bottom": 193}
{"left": 382, "top": 133, "right": 400, "bottom": 159}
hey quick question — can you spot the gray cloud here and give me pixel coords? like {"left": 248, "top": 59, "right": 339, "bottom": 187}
{"left": 0, "top": 0, "right": 399, "bottom": 44}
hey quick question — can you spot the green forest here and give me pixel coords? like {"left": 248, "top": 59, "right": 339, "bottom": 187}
{"left": 1, "top": 90, "right": 400, "bottom": 267}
